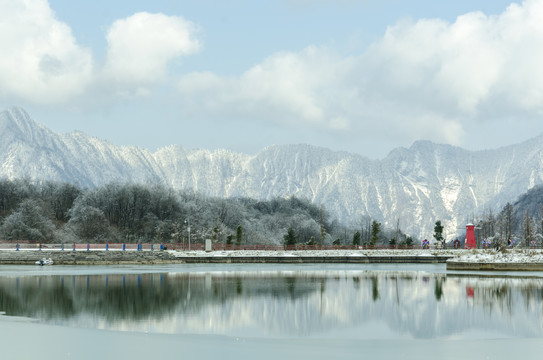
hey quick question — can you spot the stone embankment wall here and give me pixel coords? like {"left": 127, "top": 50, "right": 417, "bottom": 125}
{"left": 0, "top": 250, "right": 453, "bottom": 265}
{"left": 446, "top": 261, "right": 543, "bottom": 271}
{"left": 176, "top": 256, "right": 452, "bottom": 264}
{"left": 0, "top": 250, "right": 178, "bottom": 265}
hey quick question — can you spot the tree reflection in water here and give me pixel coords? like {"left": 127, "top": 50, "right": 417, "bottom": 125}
{"left": 0, "top": 271, "right": 542, "bottom": 339}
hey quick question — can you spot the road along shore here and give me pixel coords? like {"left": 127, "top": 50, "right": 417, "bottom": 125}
{"left": 0, "top": 249, "right": 454, "bottom": 265}
{"left": 5, "top": 249, "right": 543, "bottom": 268}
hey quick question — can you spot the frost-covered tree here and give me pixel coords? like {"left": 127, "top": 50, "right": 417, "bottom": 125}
{"left": 0, "top": 199, "right": 55, "bottom": 242}
{"left": 0, "top": 179, "right": 350, "bottom": 246}
{"left": 503, "top": 203, "right": 514, "bottom": 244}
{"left": 523, "top": 211, "right": 536, "bottom": 248}
{"left": 40, "top": 182, "right": 82, "bottom": 222}
{"left": 0, "top": 179, "right": 37, "bottom": 217}
{"left": 292, "top": 216, "right": 320, "bottom": 244}
{"left": 67, "top": 204, "right": 110, "bottom": 242}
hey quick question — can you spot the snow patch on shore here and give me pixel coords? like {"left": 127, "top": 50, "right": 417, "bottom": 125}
{"left": 166, "top": 248, "right": 543, "bottom": 264}
{"left": 167, "top": 249, "right": 460, "bottom": 258}
{"left": 450, "top": 249, "right": 543, "bottom": 263}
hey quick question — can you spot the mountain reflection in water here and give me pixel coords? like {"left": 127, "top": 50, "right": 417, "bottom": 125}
{"left": 0, "top": 271, "right": 542, "bottom": 339}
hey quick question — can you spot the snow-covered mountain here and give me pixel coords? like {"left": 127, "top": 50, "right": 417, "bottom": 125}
{"left": 2, "top": 107, "right": 543, "bottom": 239}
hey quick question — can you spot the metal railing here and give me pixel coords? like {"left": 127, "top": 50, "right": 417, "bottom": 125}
{"left": 0, "top": 242, "right": 448, "bottom": 251}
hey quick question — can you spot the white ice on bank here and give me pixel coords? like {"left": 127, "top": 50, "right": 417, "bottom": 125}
{"left": 167, "top": 248, "right": 543, "bottom": 264}
{"left": 451, "top": 249, "right": 543, "bottom": 263}
{"left": 167, "top": 249, "right": 452, "bottom": 257}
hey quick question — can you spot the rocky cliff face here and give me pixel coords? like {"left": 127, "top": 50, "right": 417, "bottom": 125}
{"left": 2, "top": 107, "right": 543, "bottom": 239}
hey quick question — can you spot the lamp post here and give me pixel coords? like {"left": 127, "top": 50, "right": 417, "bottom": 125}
{"left": 185, "top": 218, "right": 191, "bottom": 251}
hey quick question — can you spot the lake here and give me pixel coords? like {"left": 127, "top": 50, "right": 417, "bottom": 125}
{"left": 0, "top": 263, "right": 542, "bottom": 359}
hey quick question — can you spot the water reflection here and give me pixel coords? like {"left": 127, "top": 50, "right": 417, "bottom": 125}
{"left": 1, "top": 271, "right": 542, "bottom": 339}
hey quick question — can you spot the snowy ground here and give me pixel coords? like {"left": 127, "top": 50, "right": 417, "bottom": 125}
{"left": 450, "top": 249, "right": 543, "bottom": 263}
{"left": 4, "top": 247, "right": 543, "bottom": 264}
{"left": 167, "top": 248, "right": 543, "bottom": 263}
{"left": 166, "top": 249, "right": 457, "bottom": 257}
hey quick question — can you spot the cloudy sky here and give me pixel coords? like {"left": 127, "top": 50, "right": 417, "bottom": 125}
{"left": 1, "top": 0, "right": 543, "bottom": 159}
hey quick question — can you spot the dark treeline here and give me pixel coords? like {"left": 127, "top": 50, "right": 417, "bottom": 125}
{"left": 0, "top": 179, "right": 407, "bottom": 246}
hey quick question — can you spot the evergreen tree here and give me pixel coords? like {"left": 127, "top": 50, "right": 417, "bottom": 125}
{"left": 212, "top": 226, "right": 220, "bottom": 243}
{"left": 433, "top": 220, "right": 444, "bottom": 244}
{"left": 283, "top": 226, "right": 296, "bottom": 247}
{"left": 352, "top": 231, "right": 361, "bottom": 246}
{"left": 370, "top": 220, "right": 381, "bottom": 245}
{"left": 236, "top": 225, "right": 243, "bottom": 246}
{"left": 319, "top": 206, "right": 326, "bottom": 246}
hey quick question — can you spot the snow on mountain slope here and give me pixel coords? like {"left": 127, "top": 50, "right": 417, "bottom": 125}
{"left": 2, "top": 107, "right": 543, "bottom": 239}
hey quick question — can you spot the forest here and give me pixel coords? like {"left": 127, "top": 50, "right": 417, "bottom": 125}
{"left": 0, "top": 179, "right": 410, "bottom": 246}
{"left": 474, "top": 184, "right": 543, "bottom": 248}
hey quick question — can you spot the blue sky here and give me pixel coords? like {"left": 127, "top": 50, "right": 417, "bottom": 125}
{"left": 1, "top": 0, "right": 542, "bottom": 158}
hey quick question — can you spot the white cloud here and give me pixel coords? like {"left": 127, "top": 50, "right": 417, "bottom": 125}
{"left": 0, "top": 2, "right": 200, "bottom": 104}
{"left": 0, "top": 0, "right": 93, "bottom": 104}
{"left": 176, "top": 0, "right": 543, "bottom": 149}
{"left": 364, "top": 1, "right": 543, "bottom": 115}
{"left": 104, "top": 12, "right": 200, "bottom": 91}
{"left": 178, "top": 46, "right": 355, "bottom": 130}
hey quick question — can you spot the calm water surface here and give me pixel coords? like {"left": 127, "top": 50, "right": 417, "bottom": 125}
{"left": 1, "top": 263, "right": 542, "bottom": 340}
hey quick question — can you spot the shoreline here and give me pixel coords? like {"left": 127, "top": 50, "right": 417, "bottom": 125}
{"left": 0, "top": 249, "right": 454, "bottom": 265}
{"left": 446, "top": 249, "right": 543, "bottom": 271}
{"left": 446, "top": 261, "right": 543, "bottom": 271}
{"left": 2, "top": 249, "right": 543, "bottom": 270}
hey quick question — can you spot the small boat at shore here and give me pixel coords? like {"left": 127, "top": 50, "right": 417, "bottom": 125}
{"left": 35, "top": 258, "right": 53, "bottom": 266}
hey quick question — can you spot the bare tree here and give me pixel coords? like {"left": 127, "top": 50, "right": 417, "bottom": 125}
{"left": 503, "top": 202, "right": 514, "bottom": 245}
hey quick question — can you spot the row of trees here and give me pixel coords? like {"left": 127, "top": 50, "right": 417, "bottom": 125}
{"left": 0, "top": 179, "right": 414, "bottom": 246}
{"left": 434, "top": 184, "right": 543, "bottom": 249}
{"left": 475, "top": 201, "right": 543, "bottom": 248}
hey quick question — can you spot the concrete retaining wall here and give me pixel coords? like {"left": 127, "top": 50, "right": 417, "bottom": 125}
{"left": 176, "top": 256, "right": 452, "bottom": 264}
{"left": 0, "top": 251, "right": 453, "bottom": 265}
{"left": 0, "top": 250, "right": 178, "bottom": 265}
{"left": 447, "top": 261, "right": 543, "bottom": 271}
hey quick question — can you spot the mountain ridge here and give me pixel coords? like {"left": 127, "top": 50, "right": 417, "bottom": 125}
{"left": 2, "top": 106, "right": 543, "bottom": 239}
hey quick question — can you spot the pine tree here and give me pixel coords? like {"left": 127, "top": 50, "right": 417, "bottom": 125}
{"left": 433, "top": 220, "right": 444, "bottom": 245}
{"left": 236, "top": 225, "right": 243, "bottom": 246}
{"left": 283, "top": 226, "right": 296, "bottom": 247}
{"left": 319, "top": 206, "right": 326, "bottom": 246}
{"left": 370, "top": 220, "right": 381, "bottom": 245}
{"left": 352, "top": 231, "right": 361, "bottom": 246}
